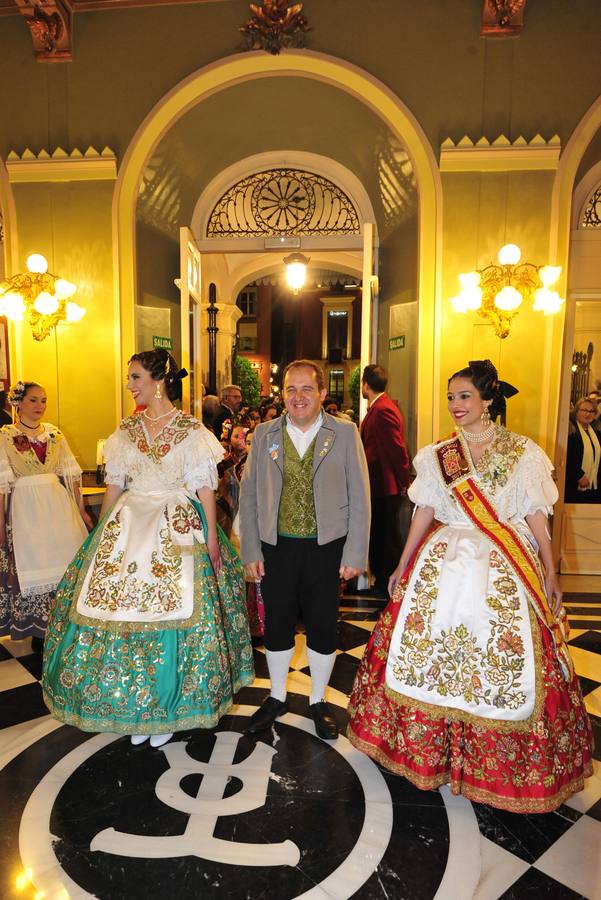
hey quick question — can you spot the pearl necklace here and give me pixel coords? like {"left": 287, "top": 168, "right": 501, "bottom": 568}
{"left": 461, "top": 423, "right": 496, "bottom": 443}
{"left": 143, "top": 407, "right": 176, "bottom": 424}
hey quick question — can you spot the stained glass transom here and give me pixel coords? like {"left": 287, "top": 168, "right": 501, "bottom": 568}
{"left": 206, "top": 169, "right": 360, "bottom": 237}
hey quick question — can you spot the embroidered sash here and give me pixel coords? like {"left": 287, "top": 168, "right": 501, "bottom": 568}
{"left": 435, "top": 433, "right": 573, "bottom": 680}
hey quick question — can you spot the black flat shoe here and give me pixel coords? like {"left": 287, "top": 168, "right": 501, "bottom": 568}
{"left": 245, "top": 697, "right": 288, "bottom": 734}
{"left": 31, "top": 636, "right": 45, "bottom": 655}
{"left": 310, "top": 701, "right": 339, "bottom": 740}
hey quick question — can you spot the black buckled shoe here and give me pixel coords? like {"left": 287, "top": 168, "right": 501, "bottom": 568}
{"left": 245, "top": 697, "right": 288, "bottom": 734}
{"left": 310, "top": 701, "right": 339, "bottom": 740}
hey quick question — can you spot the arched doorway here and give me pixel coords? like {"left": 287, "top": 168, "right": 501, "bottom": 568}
{"left": 114, "top": 50, "right": 442, "bottom": 444}
{"left": 552, "top": 96, "right": 601, "bottom": 572}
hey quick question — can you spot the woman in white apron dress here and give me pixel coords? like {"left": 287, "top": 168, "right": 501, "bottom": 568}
{"left": 0, "top": 381, "right": 90, "bottom": 644}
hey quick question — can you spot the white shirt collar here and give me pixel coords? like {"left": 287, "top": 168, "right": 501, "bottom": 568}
{"left": 369, "top": 392, "right": 385, "bottom": 408}
{"left": 285, "top": 411, "right": 324, "bottom": 459}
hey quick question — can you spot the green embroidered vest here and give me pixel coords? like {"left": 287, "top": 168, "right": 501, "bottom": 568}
{"left": 277, "top": 427, "right": 318, "bottom": 538}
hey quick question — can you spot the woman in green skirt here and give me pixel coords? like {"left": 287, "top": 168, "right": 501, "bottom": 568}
{"left": 42, "top": 349, "right": 254, "bottom": 747}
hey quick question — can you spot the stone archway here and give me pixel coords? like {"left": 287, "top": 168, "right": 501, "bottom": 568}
{"left": 113, "top": 50, "right": 442, "bottom": 443}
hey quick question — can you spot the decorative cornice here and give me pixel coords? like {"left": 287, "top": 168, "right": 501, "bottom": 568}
{"left": 14, "top": 0, "right": 72, "bottom": 61}
{"left": 439, "top": 134, "right": 561, "bottom": 173}
{"left": 481, "top": 0, "right": 526, "bottom": 37}
{"left": 5, "top": 146, "right": 117, "bottom": 182}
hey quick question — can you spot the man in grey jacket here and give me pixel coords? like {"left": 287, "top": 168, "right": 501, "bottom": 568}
{"left": 239, "top": 360, "right": 370, "bottom": 740}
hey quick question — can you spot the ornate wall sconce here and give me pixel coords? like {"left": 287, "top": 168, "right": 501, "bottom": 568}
{"left": 449, "top": 244, "right": 563, "bottom": 339}
{"left": 0, "top": 253, "right": 86, "bottom": 341}
{"left": 284, "top": 252, "right": 310, "bottom": 295}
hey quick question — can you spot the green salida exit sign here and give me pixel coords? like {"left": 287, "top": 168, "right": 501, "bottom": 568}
{"left": 153, "top": 336, "right": 173, "bottom": 350}
{"left": 389, "top": 335, "right": 405, "bottom": 351}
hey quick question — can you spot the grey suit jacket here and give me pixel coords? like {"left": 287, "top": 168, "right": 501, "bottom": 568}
{"left": 239, "top": 414, "right": 370, "bottom": 571}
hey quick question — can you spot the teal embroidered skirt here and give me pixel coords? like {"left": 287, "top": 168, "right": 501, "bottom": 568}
{"left": 42, "top": 503, "right": 254, "bottom": 735}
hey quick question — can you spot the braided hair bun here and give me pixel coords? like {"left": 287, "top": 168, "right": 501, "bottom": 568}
{"left": 129, "top": 349, "right": 188, "bottom": 402}
{"left": 448, "top": 359, "right": 518, "bottom": 424}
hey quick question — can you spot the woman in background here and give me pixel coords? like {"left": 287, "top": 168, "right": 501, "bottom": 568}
{"left": 565, "top": 397, "right": 600, "bottom": 502}
{"left": 216, "top": 424, "right": 248, "bottom": 538}
{"left": 0, "top": 381, "right": 90, "bottom": 647}
{"left": 43, "top": 349, "right": 253, "bottom": 747}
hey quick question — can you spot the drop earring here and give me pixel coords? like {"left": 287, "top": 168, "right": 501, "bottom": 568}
{"left": 154, "top": 382, "right": 162, "bottom": 400}
{"left": 481, "top": 406, "right": 491, "bottom": 426}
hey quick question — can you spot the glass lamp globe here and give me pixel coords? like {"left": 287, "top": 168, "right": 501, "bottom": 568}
{"left": 65, "top": 302, "right": 86, "bottom": 322}
{"left": 494, "top": 286, "right": 523, "bottom": 311}
{"left": 33, "top": 292, "right": 59, "bottom": 315}
{"left": 26, "top": 254, "right": 49, "bottom": 274}
{"left": 497, "top": 244, "right": 521, "bottom": 266}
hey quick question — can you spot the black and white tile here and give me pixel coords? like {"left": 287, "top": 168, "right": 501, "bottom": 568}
{"left": 1, "top": 582, "right": 600, "bottom": 899}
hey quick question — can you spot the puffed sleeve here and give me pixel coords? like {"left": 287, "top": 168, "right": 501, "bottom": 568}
{"left": 515, "top": 440, "right": 559, "bottom": 517}
{"left": 184, "top": 424, "right": 225, "bottom": 493}
{"left": 54, "top": 428, "right": 83, "bottom": 480}
{"left": 102, "top": 428, "right": 129, "bottom": 489}
{"left": 0, "top": 436, "right": 14, "bottom": 495}
{"left": 408, "top": 445, "right": 443, "bottom": 511}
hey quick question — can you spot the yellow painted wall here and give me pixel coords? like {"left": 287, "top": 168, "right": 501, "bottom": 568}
{"left": 11, "top": 180, "right": 116, "bottom": 469}
{"left": 439, "top": 170, "right": 558, "bottom": 449}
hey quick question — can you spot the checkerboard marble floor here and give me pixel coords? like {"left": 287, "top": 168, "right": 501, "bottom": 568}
{"left": 1, "top": 577, "right": 601, "bottom": 899}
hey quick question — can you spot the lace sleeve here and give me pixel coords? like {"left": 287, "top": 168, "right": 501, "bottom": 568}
{"left": 102, "top": 428, "right": 129, "bottom": 489}
{"left": 184, "top": 425, "right": 225, "bottom": 493}
{"left": 0, "top": 438, "right": 14, "bottom": 495}
{"left": 54, "top": 432, "right": 83, "bottom": 479}
{"left": 515, "top": 441, "right": 559, "bottom": 518}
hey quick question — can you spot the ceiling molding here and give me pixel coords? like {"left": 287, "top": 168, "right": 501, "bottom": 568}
{"left": 440, "top": 134, "right": 561, "bottom": 173}
{"left": 5, "top": 146, "right": 117, "bottom": 182}
{"left": 0, "top": 0, "right": 228, "bottom": 12}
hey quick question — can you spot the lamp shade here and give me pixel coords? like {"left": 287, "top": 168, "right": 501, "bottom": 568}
{"left": 494, "top": 285, "right": 522, "bottom": 311}
{"left": 497, "top": 244, "right": 521, "bottom": 266}
{"left": 26, "top": 253, "right": 49, "bottom": 274}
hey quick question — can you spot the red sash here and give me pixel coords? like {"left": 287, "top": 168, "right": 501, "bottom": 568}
{"left": 434, "top": 433, "right": 573, "bottom": 680}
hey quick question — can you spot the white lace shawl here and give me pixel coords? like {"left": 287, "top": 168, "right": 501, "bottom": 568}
{"left": 103, "top": 414, "right": 225, "bottom": 494}
{"left": 409, "top": 435, "right": 558, "bottom": 526}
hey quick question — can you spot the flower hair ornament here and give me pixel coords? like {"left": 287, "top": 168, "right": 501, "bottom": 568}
{"left": 8, "top": 381, "right": 27, "bottom": 407}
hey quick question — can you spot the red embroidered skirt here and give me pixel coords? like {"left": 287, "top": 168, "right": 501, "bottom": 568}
{"left": 347, "top": 587, "right": 594, "bottom": 814}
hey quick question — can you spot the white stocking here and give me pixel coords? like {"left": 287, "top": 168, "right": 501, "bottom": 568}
{"left": 265, "top": 647, "right": 295, "bottom": 702}
{"left": 307, "top": 647, "right": 336, "bottom": 705}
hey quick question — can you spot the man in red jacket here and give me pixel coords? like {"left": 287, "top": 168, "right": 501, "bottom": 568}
{"left": 360, "top": 364, "right": 410, "bottom": 595}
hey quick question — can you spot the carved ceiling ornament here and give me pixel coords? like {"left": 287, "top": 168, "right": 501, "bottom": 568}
{"left": 481, "top": 0, "right": 526, "bottom": 36}
{"left": 240, "top": 0, "right": 311, "bottom": 55}
{"left": 15, "top": 0, "right": 72, "bottom": 61}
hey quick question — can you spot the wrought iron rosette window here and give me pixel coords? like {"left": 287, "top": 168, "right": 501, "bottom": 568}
{"left": 582, "top": 186, "right": 601, "bottom": 228}
{"left": 207, "top": 169, "right": 360, "bottom": 238}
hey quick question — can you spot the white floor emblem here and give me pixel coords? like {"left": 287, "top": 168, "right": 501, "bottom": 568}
{"left": 91, "top": 732, "right": 301, "bottom": 866}
{"left": 19, "top": 708, "right": 401, "bottom": 899}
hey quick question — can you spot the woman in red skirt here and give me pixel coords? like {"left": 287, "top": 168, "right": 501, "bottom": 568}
{"left": 348, "top": 359, "right": 593, "bottom": 813}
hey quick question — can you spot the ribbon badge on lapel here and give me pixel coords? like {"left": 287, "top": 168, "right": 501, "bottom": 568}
{"left": 319, "top": 438, "right": 331, "bottom": 457}
{"left": 268, "top": 442, "right": 279, "bottom": 461}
